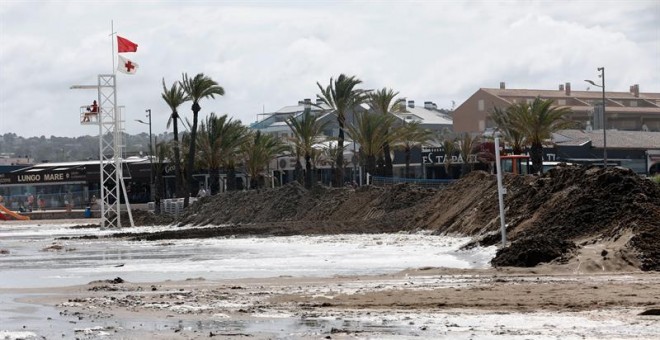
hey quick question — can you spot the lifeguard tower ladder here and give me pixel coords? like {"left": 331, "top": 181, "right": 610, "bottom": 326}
{"left": 72, "top": 74, "right": 133, "bottom": 228}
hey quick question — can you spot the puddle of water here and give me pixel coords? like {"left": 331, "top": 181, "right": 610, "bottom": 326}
{"left": 0, "top": 292, "right": 99, "bottom": 339}
{"left": 17, "top": 308, "right": 652, "bottom": 340}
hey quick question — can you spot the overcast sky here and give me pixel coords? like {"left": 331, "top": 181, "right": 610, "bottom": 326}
{"left": 1, "top": 0, "right": 658, "bottom": 138}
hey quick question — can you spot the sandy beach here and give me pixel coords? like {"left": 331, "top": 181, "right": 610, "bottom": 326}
{"left": 4, "top": 267, "right": 659, "bottom": 339}
{"left": 1, "top": 219, "right": 659, "bottom": 339}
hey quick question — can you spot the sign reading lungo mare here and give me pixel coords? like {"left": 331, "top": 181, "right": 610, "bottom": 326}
{"left": 0, "top": 168, "right": 87, "bottom": 185}
{"left": 17, "top": 173, "right": 66, "bottom": 183}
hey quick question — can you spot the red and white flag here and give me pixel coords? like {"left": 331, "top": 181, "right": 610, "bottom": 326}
{"left": 117, "top": 36, "right": 138, "bottom": 53}
{"left": 117, "top": 55, "right": 138, "bottom": 74}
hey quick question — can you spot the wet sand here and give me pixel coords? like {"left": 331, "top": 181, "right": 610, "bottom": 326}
{"left": 2, "top": 218, "right": 659, "bottom": 338}
{"left": 6, "top": 267, "right": 659, "bottom": 339}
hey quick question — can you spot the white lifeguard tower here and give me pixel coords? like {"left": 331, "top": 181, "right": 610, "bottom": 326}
{"left": 71, "top": 74, "right": 133, "bottom": 228}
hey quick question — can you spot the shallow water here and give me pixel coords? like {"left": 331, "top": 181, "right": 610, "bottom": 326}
{"left": 2, "top": 223, "right": 658, "bottom": 339}
{"left": 0, "top": 223, "right": 495, "bottom": 289}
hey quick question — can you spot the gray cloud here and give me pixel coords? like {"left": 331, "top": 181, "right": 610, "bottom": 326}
{"left": 1, "top": 0, "right": 658, "bottom": 138}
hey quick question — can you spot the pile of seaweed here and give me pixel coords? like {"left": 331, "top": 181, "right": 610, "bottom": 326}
{"left": 132, "top": 165, "right": 660, "bottom": 271}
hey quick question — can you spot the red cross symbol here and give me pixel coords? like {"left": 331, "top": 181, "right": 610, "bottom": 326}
{"left": 124, "top": 61, "right": 135, "bottom": 72}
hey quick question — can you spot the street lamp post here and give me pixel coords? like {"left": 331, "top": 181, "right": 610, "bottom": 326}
{"left": 585, "top": 67, "right": 607, "bottom": 167}
{"left": 494, "top": 133, "right": 506, "bottom": 246}
{"left": 136, "top": 109, "right": 154, "bottom": 199}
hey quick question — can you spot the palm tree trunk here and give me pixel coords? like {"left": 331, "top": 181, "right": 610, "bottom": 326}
{"left": 312, "top": 166, "right": 317, "bottom": 188}
{"left": 366, "top": 154, "right": 377, "bottom": 179}
{"left": 513, "top": 143, "right": 523, "bottom": 155}
{"left": 383, "top": 142, "right": 393, "bottom": 177}
{"left": 405, "top": 147, "right": 411, "bottom": 178}
{"left": 210, "top": 167, "right": 219, "bottom": 195}
{"left": 304, "top": 154, "right": 312, "bottom": 189}
{"left": 227, "top": 166, "right": 237, "bottom": 191}
{"left": 185, "top": 107, "right": 200, "bottom": 208}
{"left": 172, "top": 120, "right": 184, "bottom": 199}
{"left": 530, "top": 142, "right": 544, "bottom": 174}
{"left": 294, "top": 160, "right": 303, "bottom": 184}
{"left": 336, "top": 126, "right": 345, "bottom": 187}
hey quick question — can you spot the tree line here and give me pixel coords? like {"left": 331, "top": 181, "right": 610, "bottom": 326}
{"left": 156, "top": 72, "right": 575, "bottom": 213}
{"left": 0, "top": 132, "right": 172, "bottom": 163}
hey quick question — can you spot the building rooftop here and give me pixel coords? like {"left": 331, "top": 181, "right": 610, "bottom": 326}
{"left": 394, "top": 106, "right": 453, "bottom": 125}
{"left": 483, "top": 88, "right": 660, "bottom": 101}
{"left": 553, "top": 129, "right": 660, "bottom": 149}
{"left": 253, "top": 98, "right": 453, "bottom": 132}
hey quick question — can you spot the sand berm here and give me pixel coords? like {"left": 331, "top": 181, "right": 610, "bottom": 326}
{"left": 128, "top": 165, "right": 660, "bottom": 272}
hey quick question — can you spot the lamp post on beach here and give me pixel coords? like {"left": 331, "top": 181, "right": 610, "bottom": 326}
{"left": 494, "top": 133, "right": 506, "bottom": 246}
{"left": 136, "top": 109, "right": 154, "bottom": 199}
{"left": 585, "top": 67, "right": 607, "bottom": 167}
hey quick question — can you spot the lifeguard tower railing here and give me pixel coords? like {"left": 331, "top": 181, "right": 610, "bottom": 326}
{"left": 71, "top": 74, "right": 133, "bottom": 228}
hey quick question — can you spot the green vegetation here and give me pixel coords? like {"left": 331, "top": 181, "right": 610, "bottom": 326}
{"left": 347, "top": 112, "right": 397, "bottom": 178}
{"left": 366, "top": 88, "right": 403, "bottom": 177}
{"left": 197, "top": 113, "right": 247, "bottom": 194}
{"left": 180, "top": 73, "right": 225, "bottom": 206}
{"left": 0, "top": 132, "right": 167, "bottom": 162}
{"left": 241, "top": 131, "right": 287, "bottom": 189}
{"left": 316, "top": 74, "right": 368, "bottom": 186}
{"left": 652, "top": 175, "right": 660, "bottom": 185}
{"left": 492, "top": 97, "right": 575, "bottom": 174}
{"left": 285, "top": 107, "right": 330, "bottom": 189}
{"left": 161, "top": 78, "right": 187, "bottom": 199}
{"left": 392, "top": 121, "right": 434, "bottom": 178}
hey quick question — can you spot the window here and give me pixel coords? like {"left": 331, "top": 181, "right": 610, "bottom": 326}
{"left": 478, "top": 100, "right": 484, "bottom": 111}
{"left": 526, "top": 99, "right": 533, "bottom": 104}
{"left": 478, "top": 120, "right": 485, "bottom": 131}
{"left": 617, "top": 120, "right": 636, "bottom": 130}
{"left": 557, "top": 99, "right": 566, "bottom": 106}
{"left": 630, "top": 100, "right": 637, "bottom": 107}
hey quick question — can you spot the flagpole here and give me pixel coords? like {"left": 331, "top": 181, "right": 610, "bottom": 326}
{"left": 111, "top": 20, "right": 116, "bottom": 74}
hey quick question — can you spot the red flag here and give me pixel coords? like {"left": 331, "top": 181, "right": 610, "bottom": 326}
{"left": 117, "top": 36, "right": 138, "bottom": 53}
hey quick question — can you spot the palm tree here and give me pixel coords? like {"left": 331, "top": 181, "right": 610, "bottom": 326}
{"left": 366, "top": 88, "right": 403, "bottom": 177}
{"left": 289, "top": 141, "right": 304, "bottom": 185}
{"left": 197, "top": 113, "right": 246, "bottom": 194}
{"left": 286, "top": 109, "right": 330, "bottom": 189}
{"left": 347, "top": 112, "right": 397, "bottom": 179}
{"left": 241, "top": 131, "right": 286, "bottom": 189}
{"left": 319, "top": 138, "right": 345, "bottom": 186}
{"left": 180, "top": 73, "right": 225, "bottom": 206}
{"left": 393, "top": 121, "right": 434, "bottom": 178}
{"left": 316, "top": 74, "right": 367, "bottom": 186}
{"left": 508, "top": 97, "right": 574, "bottom": 174}
{"left": 161, "top": 78, "right": 188, "bottom": 199}
{"left": 492, "top": 106, "right": 525, "bottom": 154}
{"left": 457, "top": 133, "right": 480, "bottom": 177}
{"left": 441, "top": 139, "right": 457, "bottom": 178}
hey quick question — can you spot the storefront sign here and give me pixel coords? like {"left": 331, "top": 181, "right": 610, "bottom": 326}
{"left": 422, "top": 147, "right": 478, "bottom": 165}
{"left": 0, "top": 168, "right": 86, "bottom": 185}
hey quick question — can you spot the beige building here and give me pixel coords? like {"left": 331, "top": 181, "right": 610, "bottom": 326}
{"left": 453, "top": 82, "right": 660, "bottom": 133}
